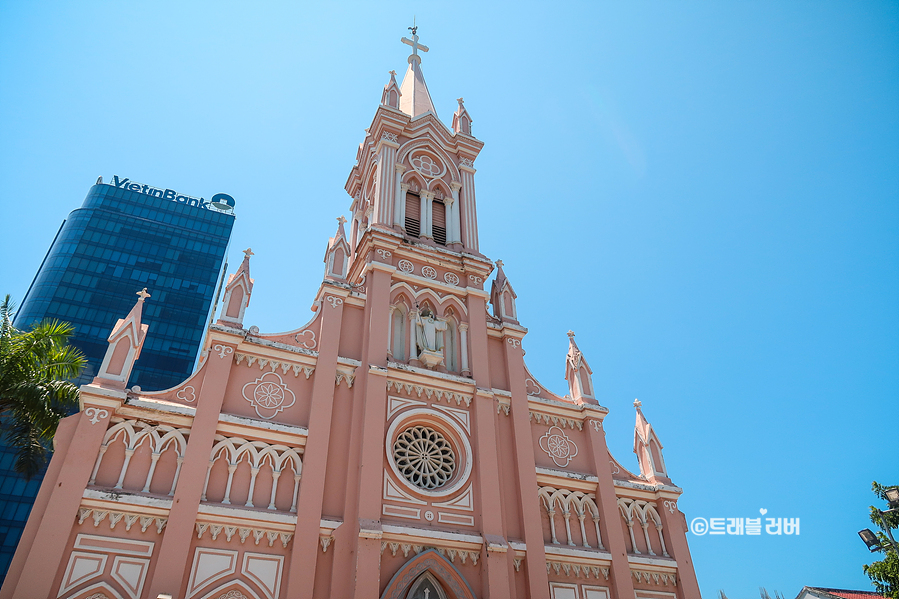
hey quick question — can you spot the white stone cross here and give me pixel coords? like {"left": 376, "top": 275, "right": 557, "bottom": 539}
{"left": 136, "top": 288, "right": 150, "bottom": 300}
{"left": 401, "top": 26, "right": 429, "bottom": 58}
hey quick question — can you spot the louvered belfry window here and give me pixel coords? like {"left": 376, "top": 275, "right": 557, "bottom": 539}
{"left": 432, "top": 200, "right": 447, "bottom": 246}
{"left": 405, "top": 192, "right": 421, "bottom": 238}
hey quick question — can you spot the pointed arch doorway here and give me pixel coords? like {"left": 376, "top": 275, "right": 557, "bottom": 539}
{"left": 380, "top": 549, "right": 477, "bottom": 599}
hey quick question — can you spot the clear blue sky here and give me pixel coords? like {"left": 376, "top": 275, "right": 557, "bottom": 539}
{"left": 1, "top": 2, "right": 897, "bottom": 596}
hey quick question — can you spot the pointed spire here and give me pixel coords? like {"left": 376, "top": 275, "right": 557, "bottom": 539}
{"left": 633, "top": 400, "right": 671, "bottom": 482}
{"left": 93, "top": 289, "right": 150, "bottom": 389}
{"left": 324, "top": 216, "right": 352, "bottom": 281}
{"left": 564, "top": 331, "right": 596, "bottom": 404}
{"left": 219, "top": 250, "right": 255, "bottom": 327}
{"left": 490, "top": 260, "right": 519, "bottom": 323}
{"left": 452, "top": 97, "right": 473, "bottom": 135}
{"left": 381, "top": 70, "right": 402, "bottom": 110}
{"left": 399, "top": 25, "right": 437, "bottom": 118}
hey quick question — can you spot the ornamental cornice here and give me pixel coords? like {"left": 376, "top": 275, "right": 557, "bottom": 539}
{"left": 216, "top": 413, "right": 308, "bottom": 446}
{"left": 386, "top": 378, "right": 474, "bottom": 408}
{"left": 196, "top": 502, "right": 298, "bottom": 529}
{"left": 613, "top": 479, "right": 684, "bottom": 496}
{"left": 117, "top": 399, "right": 195, "bottom": 428}
{"left": 535, "top": 467, "right": 598, "bottom": 492}
{"left": 234, "top": 353, "right": 316, "bottom": 379}
{"left": 386, "top": 362, "right": 475, "bottom": 390}
{"left": 239, "top": 336, "right": 320, "bottom": 362}
{"left": 528, "top": 394, "right": 609, "bottom": 416}
{"left": 195, "top": 521, "right": 294, "bottom": 548}
{"left": 82, "top": 488, "right": 172, "bottom": 516}
{"left": 545, "top": 561, "right": 610, "bottom": 581}
{"left": 630, "top": 568, "right": 679, "bottom": 588}
{"left": 528, "top": 409, "right": 584, "bottom": 430}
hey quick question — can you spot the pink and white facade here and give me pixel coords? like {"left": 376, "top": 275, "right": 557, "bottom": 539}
{"left": 2, "top": 31, "right": 701, "bottom": 599}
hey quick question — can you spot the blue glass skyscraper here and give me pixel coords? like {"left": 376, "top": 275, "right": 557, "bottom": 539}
{"left": 1, "top": 176, "right": 235, "bottom": 580}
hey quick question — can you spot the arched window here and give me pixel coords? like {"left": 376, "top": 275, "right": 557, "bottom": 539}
{"left": 444, "top": 313, "right": 458, "bottom": 372}
{"left": 432, "top": 200, "right": 447, "bottom": 246}
{"left": 392, "top": 303, "right": 407, "bottom": 361}
{"left": 405, "top": 192, "right": 421, "bottom": 238}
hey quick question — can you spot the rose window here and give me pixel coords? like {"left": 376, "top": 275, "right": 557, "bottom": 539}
{"left": 411, "top": 154, "right": 442, "bottom": 177}
{"left": 393, "top": 426, "right": 456, "bottom": 490}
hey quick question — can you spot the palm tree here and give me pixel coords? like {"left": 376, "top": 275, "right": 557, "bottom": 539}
{"left": 0, "top": 295, "right": 85, "bottom": 478}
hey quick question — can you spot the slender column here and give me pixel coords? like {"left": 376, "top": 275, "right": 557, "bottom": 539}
{"left": 114, "top": 448, "right": 134, "bottom": 488}
{"left": 245, "top": 467, "right": 260, "bottom": 507}
{"left": 459, "top": 323, "right": 470, "bottom": 376}
{"left": 449, "top": 182, "right": 462, "bottom": 244}
{"left": 578, "top": 514, "right": 590, "bottom": 548}
{"left": 641, "top": 522, "right": 655, "bottom": 555}
{"left": 459, "top": 164, "right": 478, "bottom": 251}
{"left": 408, "top": 310, "right": 419, "bottom": 361}
{"left": 145, "top": 335, "right": 238, "bottom": 598}
{"left": 169, "top": 456, "right": 184, "bottom": 496}
{"left": 284, "top": 288, "right": 347, "bottom": 599}
{"left": 656, "top": 524, "right": 669, "bottom": 557}
{"left": 387, "top": 305, "right": 396, "bottom": 360}
{"left": 548, "top": 508, "right": 558, "bottom": 544}
{"left": 503, "top": 330, "right": 550, "bottom": 598}
{"left": 375, "top": 138, "right": 398, "bottom": 226}
{"left": 142, "top": 452, "right": 161, "bottom": 492}
{"left": 88, "top": 445, "right": 108, "bottom": 485}
{"left": 222, "top": 463, "right": 237, "bottom": 504}
{"left": 200, "top": 461, "right": 213, "bottom": 500}
{"left": 583, "top": 410, "right": 635, "bottom": 599}
{"left": 268, "top": 470, "right": 281, "bottom": 510}
{"left": 420, "top": 192, "right": 432, "bottom": 239}
{"left": 394, "top": 167, "right": 407, "bottom": 227}
{"left": 564, "top": 510, "right": 575, "bottom": 546}
{"left": 11, "top": 400, "right": 117, "bottom": 599}
{"left": 627, "top": 520, "right": 639, "bottom": 554}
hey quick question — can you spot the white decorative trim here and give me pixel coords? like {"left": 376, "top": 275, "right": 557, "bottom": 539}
{"left": 546, "top": 561, "right": 610, "bottom": 580}
{"left": 387, "top": 396, "right": 427, "bottom": 419}
{"left": 433, "top": 484, "right": 474, "bottom": 512}
{"left": 74, "top": 534, "right": 154, "bottom": 556}
{"left": 432, "top": 404, "right": 471, "bottom": 434}
{"left": 530, "top": 411, "right": 584, "bottom": 431}
{"left": 444, "top": 272, "right": 459, "bottom": 286}
{"left": 241, "top": 552, "right": 284, "bottom": 599}
{"left": 538, "top": 426, "right": 579, "bottom": 468}
{"left": 589, "top": 420, "right": 602, "bottom": 432}
{"left": 241, "top": 372, "right": 296, "bottom": 420}
{"left": 386, "top": 380, "right": 472, "bottom": 407}
{"left": 186, "top": 548, "right": 238, "bottom": 598}
{"left": 437, "top": 512, "right": 474, "bottom": 527}
{"left": 84, "top": 407, "right": 109, "bottom": 425}
{"left": 58, "top": 551, "right": 107, "bottom": 597}
{"left": 385, "top": 409, "right": 473, "bottom": 499}
{"left": 468, "top": 275, "right": 482, "bottom": 285}
{"left": 213, "top": 344, "right": 234, "bottom": 359}
{"left": 421, "top": 266, "right": 437, "bottom": 280}
{"left": 383, "top": 471, "right": 427, "bottom": 505}
{"left": 110, "top": 555, "right": 151, "bottom": 599}
{"left": 294, "top": 329, "right": 316, "bottom": 349}
{"left": 376, "top": 248, "right": 393, "bottom": 259}
{"left": 325, "top": 296, "right": 344, "bottom": 309}
{"left": 383, "top": 504, "right": 422, "bottom": 520}
{"left": 234, "top": 354, "right": 314, "bottom": 379}
{"left": 176, "top": 386, "right": 197, "bottom": 402}
{"left": 195, "top": 523, "right": 293, "bottom": 548}
{"left": 398, "top": 259, "right": 414, "bottom": 273}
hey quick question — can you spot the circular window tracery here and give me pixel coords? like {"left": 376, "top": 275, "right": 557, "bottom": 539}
{"left": 393, "top": 426, "right": 456, "bottom": 490}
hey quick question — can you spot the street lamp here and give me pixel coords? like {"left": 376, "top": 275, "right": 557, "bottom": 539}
{"left": 885, "top": 487, "right": 899, "bottom": 510}
{"left": 859, "top": 487, "right": 899, "bottom": 553}
{"left": 858, "top": 528, "right": 881, "bottom": 552}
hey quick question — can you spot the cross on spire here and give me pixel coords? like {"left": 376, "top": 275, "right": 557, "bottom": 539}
{"left": 337, "top": 215, "right": 347, "bottom": 225}
{"left": 243, "top": 248, "right": 254, "bottom": 259}
{"left": 136, "top": 288, "right": 151, "bottom": 301}
{"left": 401, "top": 23, "right": 429, "bottom": 62}
{"left": 567, "top": 330, "right": 575, "bottom": 338}
{"left": 634, "top": 398, "right": 642, "bottom": 408}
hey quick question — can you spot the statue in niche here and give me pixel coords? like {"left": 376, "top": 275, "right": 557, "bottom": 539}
{"left": 414, "top": 307, "right": 447, "bottom": 369}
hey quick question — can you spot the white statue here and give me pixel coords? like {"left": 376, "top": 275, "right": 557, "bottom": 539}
{"left": 414, "top": 308, "right": 446, "bottom": 368}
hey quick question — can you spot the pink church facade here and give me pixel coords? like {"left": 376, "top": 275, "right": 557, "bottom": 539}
{"left": 2, "top": 31, "right": 701, "bottom": 599}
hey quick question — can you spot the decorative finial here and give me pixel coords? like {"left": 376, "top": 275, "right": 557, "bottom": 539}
{"left": 495, "top": 259, "right": 504, "bottom": 268}
{"left": 337, "top": 215, "right": 348, "bottom": 225}
{"left": 389, "top": 69, "right": 397, "bottom": 78}
{"left": 136, "top": 288, "right": 150, "bottom": 301}
{"left": 457, "top": 97, "right": 464, "bottom": 107}
{"left": 634, "top": 398, "right": 642, "bottom": 408}
{"left": 243, "top": 248, "right": 254, "bottom": 259}
{"left": 567, "top": 330, "right": 575, "bottom": 338}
